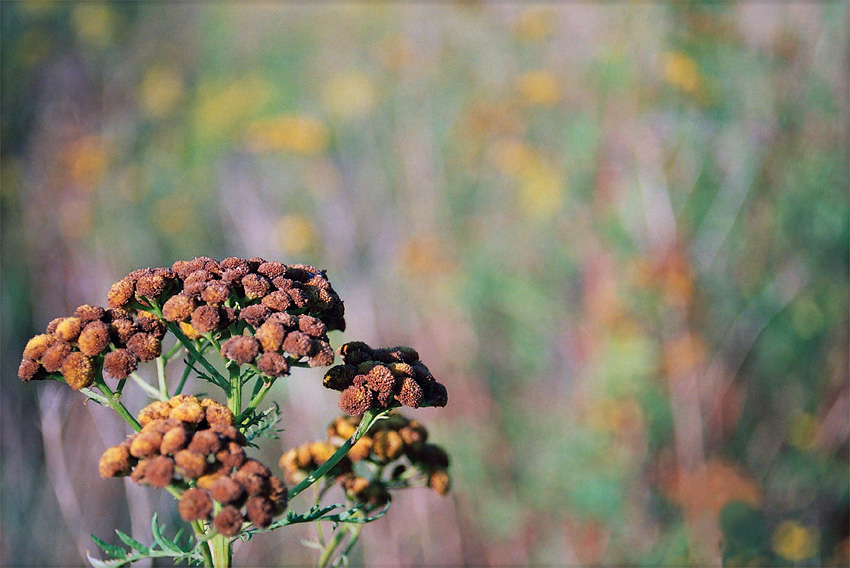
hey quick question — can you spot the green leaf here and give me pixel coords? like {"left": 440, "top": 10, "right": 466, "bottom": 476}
{"left": 86, "top": 553, "right": 129, "bottom": 568}
{"left": 90, "top": 535, "right": 127, "bottom": 559}
{"left": 114, "top": 530, "right": 151, "bottom": 555}
{"left": 150, "top": 514, "right": 183, "bottom": 554}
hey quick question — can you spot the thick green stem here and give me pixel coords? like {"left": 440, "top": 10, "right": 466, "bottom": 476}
{"left": 210, "top": 534, "right": 232, "bottom": 568}
{"left": 289, "top": 409, "right": 387, "bottom": 500}
{"left": 237, "top": 379, "right": 274, "bottom": 424}
{"left": 227, "top": 365, "right": 242, "bottom": 417}
{"left": 95, "top": 379, "right": 142, "bottom": 432}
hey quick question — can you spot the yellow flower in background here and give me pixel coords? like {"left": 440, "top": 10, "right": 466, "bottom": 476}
{"left": 193, "top": 76, "right": 273, "bottom": 144}
{"left": 71, "top": 3, "right": 115, "bottom": 49}
{"left": 63, "top": 136, "right": 108, "bottom": 189}
{"left": 516, "top": 71, "right": 560, "bottom": 106}
{"left": 513, "top": 8, "right": 555, "bottom": 42}
{"left": 275, "top": 214, "right": 317, "bottom": 256}
{"left": 788, "top": 412, "right": 819, "bottom": 452}
{"left": 244, "top": 115, "right": 328, "bottom": 155}
{"left": 771, "top": 520, "right": 818, "bottom": 562}
{"left": 321, "top": 72, "right": 377, "bottom": 119}
{"left": 518, "top": 159, "right": 563, "bottom": 219}
{"left": 663, "top": 52, "right": 701, "bottom": 94}
{"left": 140, "top": 65, "right": 185, "bottom": 118}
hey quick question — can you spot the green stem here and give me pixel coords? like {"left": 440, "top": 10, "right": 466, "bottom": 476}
{"left": 156, "top": 355, "right": 169, "bottom": 400}
{"left": 165, "top": 486, "right": 214, "bottom": 568}
{"left": 227, "top": 364, "right": 242, "bottom": 418}
{"left": 129, "top": 371, "right": 165, "bottom": 400}
{"left": 236, "top": 379, "right": 274, "bottom": 424}
{"left": 316, "top": 526, "right": 349, "bottom": 568}
{"left": 95, "top": 379, "right": 142, "bottom": 432}
{"left": 289, "top": 409, "right": 387, "bottom": 500}
{"left": 209, "top": 533, "right": 231, "bottom": 568}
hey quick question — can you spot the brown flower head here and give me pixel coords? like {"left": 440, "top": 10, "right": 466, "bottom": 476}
{"left": 202, "top": 399, "right": 235, "bottom": 426}
{"left": 136, "top": 312, "right": 166, "bottom": 339}
{"left": 179, "top": 488, "right": 214, "bottom": 521}
{"left": 212, "top": 505, "right": 243, "bottom": 536}
{"left": 238, "top": 304, "right": 270, "bottom": 328}
{"left": 298, "top": 315, "right": 327, "bottom": 338}
{"left": 339, "top": 384, "right": 373, "bottom": 415}
{"left": 135, "top": 272, "right": 170, "bottom": 299}
{"left": 41, "top": 340, "right": 72, "bottom": 373}
{"left": 127, "top": 332, "right": 162, "bottom": 362}
{"left": 74, "top": 304, "right": 106, "bottom": 323}
{"left": 160, "top": 426, "right": 189, "bottom": 455}
{"left": 174, "top": 450, "right": 207, "bottom": 479}
{"left": 242, "top": 273, "right": 272, "bottom": 300}
{"left": 255, "top": 321, "right": 285, "bottom": 352}
{"left": 23, "top": 334, "right": 54, "bottom": 360}
{"left": 138, "top": 400, "right": 172, "bottom": 426}
{"left": 221, "top": 336, "right": 260, "bottom": 365}
{"left": 61, "top": 352, "right": 95, "bottom": 390}
{"left": 102, "top": 348, "right": 138, "bottom": 379}
{"left": 191, "top": 305, "right": 221, "bottom": 334}
{"left": 99, "top": 445, "right": 133, "bottom": 478}
{"left": 210, "top": 476, "right": 245, "bottom": 505}
{"left": 282, "top": 331, "right": 313, "bottom": 359}
{"left": 107, "top": 278, "right": 136, "bottom": 308}
{"left": 188, "top": 429, "right": 223, "bottom": 456}
{"left": 78, "top": 320, "right": 110, "bottom": 356}
{"left": 261, "top": 290, "right": 291, "bottom": 311}
{"left": 54, "top": 317, "right": 83, "bottom": 343}
{"left": 216, "top": 442, "right": 246, "bottom": 470}
{"left": 141, "top": 455, "right": 174, "bottom": 488}
{"left": 395, "top": 376, "right": 424, "bottom": 409}
{"left": 162, "top": 294, "right": 196, "bottom": 322}
{"left": 256, "top": 352, "right": 289, "bottom": 377}
{"left": 130, "top": 430, "right": 164, "bottom": 458}
{"left": 257, "top": 261, "right": 287, "bottom": 280}
{"left": 246, "top": 496, "right": 275, "bottom": 528}
{"left": 110, "top": 318, "right": 139, "bottom": 345}
{"left": 18, "top": 358, "right": 44, "bottom": 382}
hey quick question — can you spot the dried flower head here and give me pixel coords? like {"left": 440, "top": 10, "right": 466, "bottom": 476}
{"left": 61, "top": 352, "right": 95, "bottom": 390}
{"left": 212, "top": 505, "right": 244, "bottom": 536}
{"left": 99, "top": 445, "right": 133, "bottom": 478}
{"left": 23, "top": 334, "right": 54, "bottom": 360}
{"left": 221, "top": 336, "right": 260, "bottom": 365}
{"left": 179, "top": 488, "right": 214, "bottom": 521}
{"left": 126, "top": 332, "right": 162, "bottom": 362}
{"left": 78, "top": 320, "right": 110, "bottom": 356}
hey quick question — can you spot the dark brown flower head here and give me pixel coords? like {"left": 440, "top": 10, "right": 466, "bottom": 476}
{"left": 366, "top": 365, "right": 395, "bottom": 395}
{"left": 162, "top": 294, "right": 196, "bottom": 322}
{"left": 130, "top": 430, "right": 164, "bottom": 458}
{"left": 298, "top": 315, "right": 327, "bottom": 338}
{"left": 212, "top": 505, "right": 243, "bottom": 536}
{"left": 210, "top": 476, "right": 245, "bottom": 505}
{"left": 282, "top": 331, "right": 313, "bottom": 359}
{"left": 285, "top": 286, "right": 310, "bottom": 309}
{"left": 54, "top": 317, "right": 83, "bottom": 342}
{"left": 23, "top": 334, "right": 54, "bottom": 360}
{"left": 260, "top": 290, "right": 292, "bottom": 311}
{"left": 184, "top": 269, "right": 214, "bottom": 287}
{"left": 238, "top": 304, "right": 270, "bottom": 328}
{"left": 61, "top": 352, "right": 95, "bottom": 390}
{"left": 99, "top": 445, "right": 133, "bottom": 478}
{"left": 110, "top": 318, "right": 139, "bottom": 345}
{"left": 255, "top": 321, "right": 285, "bottom": 352}
{"left": 182, "top": 281, "right": 206, "bottom": 299}
{"left": 309, "top": 341, "right": 333, "bottom": 367}
{"left": 423, "top": 381, "right": 448, "bottom": 408}
{"left": 136, "top": 312, "right": 166, "bottom": 339}
{"left": 216, "top": 442, "right": 246, "bottom": 469}
{"left": 268, "top": 476, "right": 288, "bottom": 513}
{"left": 388, "top": 362, "right": 414, "bottom": 378}
{"left": 246, "top": 496, "right": 275, "bottom": 528}
{"left": 18, "top": 358, "right": 44, "bottom": 382}
{"left": 410, "top": 443, "right": 450, "bottom": 469}
{"left": 174, "top": 450, "right": 207, "bottom": 479}
{"left": 102, "top": 348, "right": 138, "bottom": 379}
{"left": 135, "top": 272, "right": 170, "bottom": 299}
{"left": 339, "top": 384, "right": 373, "bottom": 415}
{"left": 160, "top": 426, "right": 189, "bottom": 455}
{"left": 202, "top": 399, "right": 235, "bottom": 426}
{"left": 257, "top": 261, "right": 287, "bottom": 280}
{"left": 177, "top": 257, "right": 216, "bottom": 278}
{"left": 339, "top": 342, "right": 373, "bottom": 366}
{"left": 322, "top": 302, "right": 347, "bottom": 333}
{"left": 127, "top": 332, "right": 162, "bottom": 362}
{"left": 221, "top": 336, "right": 260, "bottom": 365}
{"left": 179, "top": 488, "right": 214, "bottom": 521}
{"left": 191, "top": 305, "right": 221, "bottom": 333}
{"left": 233, "top": 467, "right": 270, "bottom": 497}
{"left": 78, "top": 320, "right": 110, "bottom": 356}
{"left": 267, "top": 311, "right": 297, "bottom": 328}
{"left": 107, "top": 278, "right": 136, "bottom": 308}
{"left": 74, "top": 304, "right": 106, "bottom": 323}
{"left": 221, "top": 266, "right": 250, "bottom": 286}
{"left": 201, "top": 281, "right": 231, "bottom": 305}
{"left": 188, "top": 429, "right": 223, "bottom": 456}
{"left": 256, "top": 352, "right": 289, "bottom": 377}
{"left": 105, "top": 307, "right": 132, "bottom": 322}
{"left": 209, "top": 423, "right": 242, "bottom": 443}
{"left": 323, "top": 365, "right": 356, "bottom": 391}
{"left": 221, "top": 257, "right": 250, "bottom": 271}
{"left": 395, "top": 376, "right": 424, "bottom": 409}
{"left": 285, "top": 265, "right": 315, "bottom": 282}
{"left": 242, "top": 273, "right": 272, "bottom": 300}
{"left": 41, "top": 340, "right": 72, "bottom": 373}
{"left": 141, "top": 455, "right": 174, "bottom": 488}
{"left": 138, "top": 400, "right": 172, "bottom": 426}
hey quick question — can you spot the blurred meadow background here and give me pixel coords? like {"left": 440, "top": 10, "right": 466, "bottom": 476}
{"left": 1, "top": 2, "right": 848, "bottom": 566}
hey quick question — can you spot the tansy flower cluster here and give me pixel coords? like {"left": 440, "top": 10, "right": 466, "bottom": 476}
{"left": 99, "top": 395, "right": 287, "bottom": 536}
{"left": 18, "top": 303, "right": 164, "bottom": 389}
{"left": 280, "top": 413, "right": 450, "bottom": 511}
{"left": 323, "top": 342, "right": 448, "bottom": 415}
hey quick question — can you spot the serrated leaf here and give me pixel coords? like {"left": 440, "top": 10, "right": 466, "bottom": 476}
{"left": 90, "top": 535, "right": 127, "bottom": 559}
{"left": 86, "top": 552, "right": 130, "bottom": 568}
{"left": 114, "top": 530, "right": 150, "bottom": 555}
